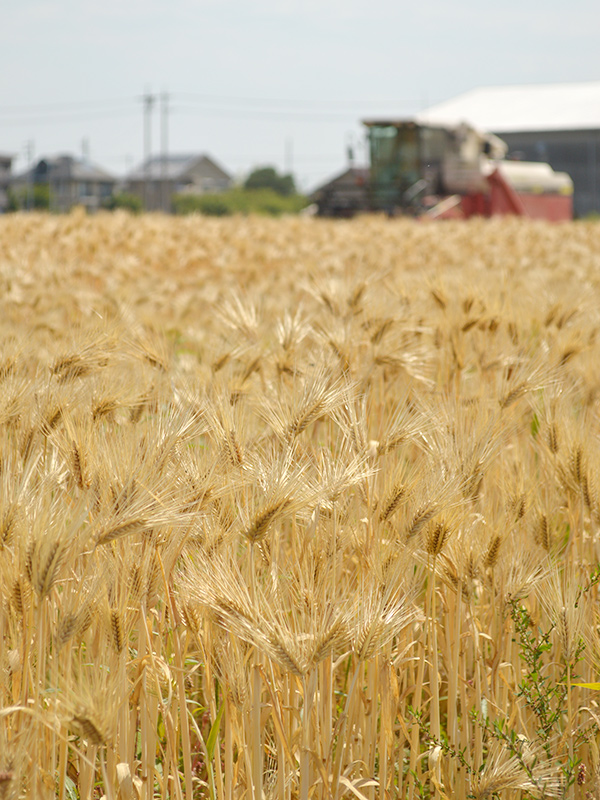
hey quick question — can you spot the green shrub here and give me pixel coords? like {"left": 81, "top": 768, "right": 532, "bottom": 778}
{"left": 172, "top": 188, "right": 308, "bottom": 217}
{"left": 102, "top": 192, "right": 143, "bottom": 213}
{"left": 7, "top": 185, "right": 51, "bottom": 211}
{"left": 172, "top": 194, "right": 230, "bottom": 216}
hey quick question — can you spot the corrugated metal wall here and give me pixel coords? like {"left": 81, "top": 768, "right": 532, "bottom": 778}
{"left": 496, "top": 130, "right": 600, "bottom": 218}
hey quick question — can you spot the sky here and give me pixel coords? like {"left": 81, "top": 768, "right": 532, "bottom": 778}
{"left": 1, "top": 1, "right": 599, "bottom": 191}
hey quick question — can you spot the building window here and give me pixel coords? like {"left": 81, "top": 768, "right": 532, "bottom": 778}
{"left": 534, "top": 141, "right": 548, "bottom": 161}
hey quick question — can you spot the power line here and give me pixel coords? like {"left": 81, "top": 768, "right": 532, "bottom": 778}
{"left": 171, "top": 105, "right": 362, "bottom": 122}
{"left": 219, "top": 154, "right": 346, "bottom": 163}
{"left": 0, "top": 92, "right": 406, "bottom": 120}
{"left": 0, "top": 97, "right": 136, "bottom": 113}
{"left": 173, "top": 91, "right": 409, "bottom": 109}
{"left": 0, "top": 102, "right": 388, "bottom": 127}
{"left": 0, "top": 108, "right": 138, "bottom": 125}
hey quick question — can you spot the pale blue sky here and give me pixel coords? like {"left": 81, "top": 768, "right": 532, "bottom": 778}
{"left": 1, "top": 1, "right": 598, "bottom": 189}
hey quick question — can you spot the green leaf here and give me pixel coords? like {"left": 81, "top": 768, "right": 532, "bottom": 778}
{"left": 64, "top": 776, "right": 79, "bottom": 800}
{"left": 206, "top": 703, "right": 225, "bottom": 760}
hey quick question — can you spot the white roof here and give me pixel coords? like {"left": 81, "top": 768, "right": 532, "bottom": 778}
{"left": 418, "top": 82, "right": 600, "bottom": 133}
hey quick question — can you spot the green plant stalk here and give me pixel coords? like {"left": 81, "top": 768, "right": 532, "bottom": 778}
{"left": 213, "top": 726, "right": 225, "bottom": 796}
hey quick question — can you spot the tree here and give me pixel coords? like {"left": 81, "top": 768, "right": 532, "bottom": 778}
{"left": 172, "top": 188, "right": 309, "bottom": 217}
{"left": 102, "top": 192, "right": 143, "bottom": 213}
{"left": 243, "top": 166, "right": 296, "bottom": 197}
{"left": 7, "top": 185, "right": 51, "bottom": 211}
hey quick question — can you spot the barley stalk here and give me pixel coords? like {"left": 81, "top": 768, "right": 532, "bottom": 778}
{"left": 0, "top": 213, "right": 598, "bottom": 799}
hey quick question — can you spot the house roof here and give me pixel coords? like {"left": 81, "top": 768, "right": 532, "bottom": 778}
{"left": 418, "top": 81, "right": 600, "bottom": 133}
{"left": 310, "top": 166, "right": 369, "bottom": 196}
{"left": 126, "top": 153, "right": 231, "bottom": 182}
{"left": 53, "top": 156, "right": 115, "bottom": 182}
{"left": 15, "top": 155, "right": 116, "bottom": 183}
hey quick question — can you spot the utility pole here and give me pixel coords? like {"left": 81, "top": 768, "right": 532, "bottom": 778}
{"left": 284, "top": 137, "right": 293, "bottom": 177}
{"left": 160, "top": 91, "right": 169, "bottom": 213}
{"left": 143, "top": 90, "right": 155, "bottom": 210}
{"left": 346, "top": 134, "right": 355, "bottom": 167}
{"left": 25, "top": 140, "right": 34, "bottom": 211}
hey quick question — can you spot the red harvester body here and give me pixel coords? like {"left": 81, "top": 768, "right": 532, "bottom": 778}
{"left": 362, "top": 119, "right": 573, "bottom": 221}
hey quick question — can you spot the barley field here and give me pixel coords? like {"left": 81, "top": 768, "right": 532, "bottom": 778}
{"left": 1, "top": 210, "right": 600, "bottom": 800}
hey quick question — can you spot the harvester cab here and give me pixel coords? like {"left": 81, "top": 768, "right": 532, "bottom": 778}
{"left": 363, "top": 119, "right": 573, "bottom": 220}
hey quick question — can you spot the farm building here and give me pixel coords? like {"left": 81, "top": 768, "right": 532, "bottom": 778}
{"left": 311, "top": 167, "right": 369, "bottom": 217}
{"left": 11, "top": 155, "right": 117, "bottom": 212}
{"left": 125, "top": 153, "right": 233, "bottom": 212}
{"left": 419, "top": 81, "right": 600, "bottom": 218}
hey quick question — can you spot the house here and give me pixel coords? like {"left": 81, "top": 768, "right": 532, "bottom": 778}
{"left": 419, "top": 82, "right": 600, "bottom": 217}
{"left": 124, "top": 153, "right": 233, "bottom": 212}
{"left": 0, "top": 154, "right": 14, "bottom": 213}
{"left": 311, "top": 166, "right": 370, "bottom": 217}
{"left": 11, "top": 155, "right": 117, "bottom": 212}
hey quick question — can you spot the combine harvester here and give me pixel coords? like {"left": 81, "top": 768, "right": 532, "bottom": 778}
{"left": 318, "top": 120, "right": 573, "bottom": 220}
